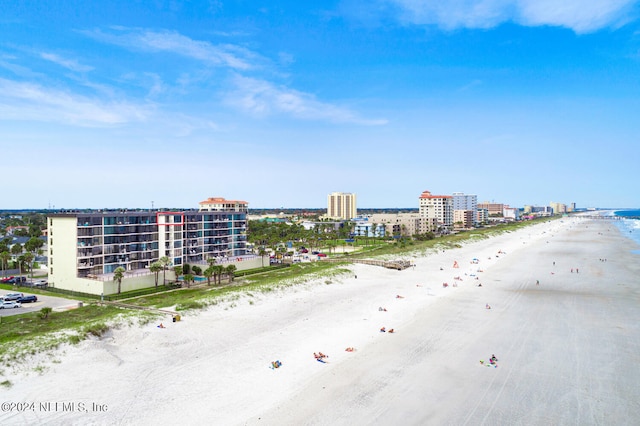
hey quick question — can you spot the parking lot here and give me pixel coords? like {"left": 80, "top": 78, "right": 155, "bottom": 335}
{"left": 0, "top": 291, "right": 80, "bottom": 318}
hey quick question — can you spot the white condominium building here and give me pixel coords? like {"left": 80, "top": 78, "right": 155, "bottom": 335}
{"left": 47, "top": 197, "right": 260, "bottom": 296}
{"left": 419, "top": 190, "right": 453, "bottom": 228}
{"left": 327, "top": 192, "right": 357, "bottom": 220}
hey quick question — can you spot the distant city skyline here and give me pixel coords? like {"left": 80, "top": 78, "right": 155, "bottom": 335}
{"left": 1, "top": 1, "right": 639, "bottom": 209}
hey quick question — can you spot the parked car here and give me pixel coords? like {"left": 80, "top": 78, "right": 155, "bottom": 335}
{"left": 1, "top": 276, "right": 15, "bottom": 283}
{"left": 18, "top": 295, "right": 38, "bottom": 303}
{"left": 317, "top": 253, "right": 327, "bottom": 258}
{"left": 0, "top": 301, "right": 21, "bottom": 309}
{"left": 4, "top": 277, "right": 26, "bottom": 284}
{"left": 3, "top": 293, "right": 23, "bottom": 301}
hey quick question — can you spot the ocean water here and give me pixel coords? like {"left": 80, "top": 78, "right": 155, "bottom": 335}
{"left": 612, "top": 209, "right": 640, "bottom": 253}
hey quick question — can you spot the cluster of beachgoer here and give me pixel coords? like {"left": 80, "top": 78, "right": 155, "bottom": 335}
{"left": 314, "top": 352, "right": 329, "bottom": 363}
{"left": 271, "top": 360, "right": 282, "bottom": 369}
{"left": 480, "top": 354, "right": 499, "bottom": 368}
{"left": 379, "top": 327, "right": 395, "bottom": 333}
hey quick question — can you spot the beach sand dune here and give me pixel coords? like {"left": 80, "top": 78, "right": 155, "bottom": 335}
{"left": 3, "top": 219, "right": 639, "bottom": 425}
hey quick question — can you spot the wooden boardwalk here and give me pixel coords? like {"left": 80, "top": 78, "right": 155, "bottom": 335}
{"left": 321, "top": 257, "right": 413, "bottom": 270}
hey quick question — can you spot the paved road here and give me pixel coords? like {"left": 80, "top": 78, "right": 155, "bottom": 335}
{"left": 0, "top": 291, "right": 80, "bottom": 317}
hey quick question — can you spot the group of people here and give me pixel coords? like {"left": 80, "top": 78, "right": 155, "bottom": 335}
{"left": 271, "top": 360, "right": 282, "bottom": 369}
{"left": 480, "top": 354, "right": 499, "bottom": 367}
{"left": 380, "top": 327, "right": 395, "bottom": 333}
{"left": 314, "top": 352, "right": 329, "bottom": 363}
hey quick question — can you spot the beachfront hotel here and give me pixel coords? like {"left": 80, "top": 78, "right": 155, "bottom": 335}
{"left": 327, "top": 192, "right": 357, "bottom": 220}
{"left": 47, "top": 197, "right": 261, "bottom": 295}
{"left": 419, "top": 190, "right": 453, "bottom": 229}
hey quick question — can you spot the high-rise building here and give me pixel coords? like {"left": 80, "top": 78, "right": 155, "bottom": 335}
{"left": 419, "top": 190, "right": 453, "bottom": 228}
{"left": 452, "top": 192, "right": 478, "bottom": 226}
{"left": 47, "top": 197, "right": 258, "bottom": 295}
{"left": 327, "top": 192, "right": 357, "bottom": 220}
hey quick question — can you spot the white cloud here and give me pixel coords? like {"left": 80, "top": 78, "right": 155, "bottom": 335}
{"left": 84, "top": 28, "right": 261, "bottom": 70}
{"left": 226, "top": 75, "right": 388, "bottom": 125}
{"left": 40, "top": 52, "right": 94, "bottom": 72}
{"left": 384, "top": 0, "right": 638, "bottom": 33}
{"left": 0, "top": 78, "right": 151, "bottom": 126}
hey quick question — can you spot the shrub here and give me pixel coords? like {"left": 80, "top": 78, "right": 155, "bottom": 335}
{"left": 39, "top": 307, "right": 53, "bottom": 320}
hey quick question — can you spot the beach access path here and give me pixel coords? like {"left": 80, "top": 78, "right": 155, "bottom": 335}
{"left": 2, "top": 217, "right": 639, "bottom": 425}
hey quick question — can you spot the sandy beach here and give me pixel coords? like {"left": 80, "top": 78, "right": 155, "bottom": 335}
{"left": 2, "top": 217, "right": 640, "bottom": 425}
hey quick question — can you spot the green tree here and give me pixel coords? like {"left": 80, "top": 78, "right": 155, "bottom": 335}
{"left": 258, "top": 247, "right": 267, "bottom": 267}
{"left": 159, "top": 256, "right": 171, "bottom": 285}
{"left": 24, "top": 236, "right": 44, "bottom": 255}
{"left": 10, "top": 242, "right": 22, "bottom": 257}
{"left": 149, "top": 262, "right": 162, "bottom": 288}
{"left": 22, "top": 252, "right": 34, "bottom": 280}
{"left": 0, "top": 251, "right": 10, "bottom": 277}
{"left": 203, "top": 266, "right": 214, "bottom": 286}
{"left": 213, "top": 265, "right": 224, "bottom": 285}
{"left": 192, "top": 265, "right": 202, "bottom": 276}
{"left": 225, "top": 265, "right": 237, "bottom": 283}
{"left": 113, "top": 267, "right": 126, "bottom": 295}
{"left": 173, "top": 265, "right": 183, "bottom": 284}
{"left": 183, "top": 273, "right": 194, "bottom": 288}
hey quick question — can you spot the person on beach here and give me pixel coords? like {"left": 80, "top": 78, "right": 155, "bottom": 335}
{"left": 486, "top": 304, "right": 491, "bottom": 309}
{"left": 158, "top": 323, "right": 165, "bottom": 328}
{"left": 388, "top": 329, "right": 395, "bottom": 333}
{"left": 536, "top": 280, "right": 539, "bottom": 286}
{"left": 396, "top": 295, "right": 404, "bottom": 299}
{"left": 345, "top": 347, "right": 356, "bottom": 352}
{"left": 379, "top": 307, "right": 387, "bottom": 311}
{"left": 380, "top": 327, "right": 386, "bottom": 332}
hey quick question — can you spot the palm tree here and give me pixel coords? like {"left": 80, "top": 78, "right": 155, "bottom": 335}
{"left": 258, "top": 247, "right": 267, "bottom": 267}
{"left": 203, "top": 266, "right": 214, "bottom": 286}
{"left": 11, "top": 243, "right": 22, "bottom": 272}
{"left": 114, "top": 266, "right": 125, "bottom": 294}
{"left": 149, "top": 262, "right": 162, "bottom": 288}
{"left": 173, "top": 265, "right": 183, "bottom": 285}
{"left": 22, "top": 252, "right": 34, "bottom": 281}
{"left": 225, "top": 265, "right": 237, "bottom": 283}
{"left": 159, "top": 256, "right": 171, "bottom": 285}
{"left": 213, "top": 265, "right": 224, "bottom": 285}
{"left": 0, "top": 251, "right": 10, "bottom": 278}
{"left": 183, "top": 273, "right": 194, "bottom": 288}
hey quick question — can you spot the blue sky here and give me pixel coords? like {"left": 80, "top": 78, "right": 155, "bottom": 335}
{"left": 1, "top": 0, "right": 639, "bottom": 209}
